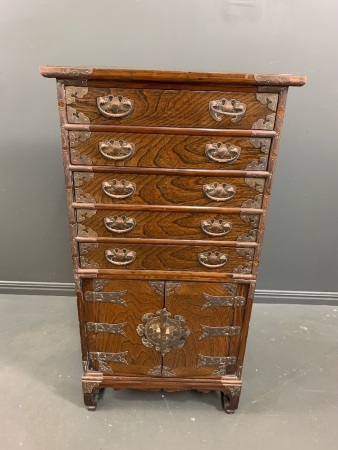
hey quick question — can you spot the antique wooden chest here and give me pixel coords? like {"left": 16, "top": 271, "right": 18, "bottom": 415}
{"left": 40, "top": 67, "right": 306, "bottom": 413}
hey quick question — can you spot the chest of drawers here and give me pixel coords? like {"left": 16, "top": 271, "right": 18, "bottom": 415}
{"left": 40, "top": 66, "right": 306, "bottom": 413}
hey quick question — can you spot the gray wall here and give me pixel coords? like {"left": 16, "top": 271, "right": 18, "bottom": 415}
{"left": 0, "top": 0, "right": 337, "bottom": 292}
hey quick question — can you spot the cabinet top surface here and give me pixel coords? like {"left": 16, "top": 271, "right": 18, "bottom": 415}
{"left": 39, "top": 66, "right": 306, "bottom": 86}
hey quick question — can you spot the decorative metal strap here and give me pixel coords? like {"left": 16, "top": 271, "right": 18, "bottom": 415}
{"left": 222, "top": 283, "right": 237, "bottom": 296}
{"left": 74, "top": 172, "right": 94, "bottom": 187}
{"left": 165, "top": 282, "right": 182, "bottom": 297}
{"left": 201, "top": 294, "right": 246, "bottom": 310}
{"left": 78, "top": 224, "right": 98, "bottom": 238}
{"left": 97, "top": 95, "right": 134, "bottom": 119}
{"left": 249, "top": 138, "right": 271, "bottom": 154}
{"left": 104, "top": 215, "right": 137, "bottom": 234}
{"left": 84, "top": 290, "right": 128, "bottom": 306}
{"left": 203, "top": 183, "right": 236, "bottom": 202}
{"left": 148, "top": 365, "right": 177, "bottom": 377}
{"left": 93, "top": 279, "right": 109, "bottom": 291}
{"left": 236, "top": 229, "right": 258, "bottom": 242}
{"left": 245, "top": 156, "right": 268, "bottom": 171}
{"left": 198, "top": 251, "right": 228, "bottom": 268}
{"left": 241, "top": 194, "right": 263, "bottom": 209}
{"left": 199, "top": 326, "right": 241, "bottom": 340}
{"left": 105, "top": 248, "right": 136, "bottom": 266}
{"left": 79, "top": 242, "right": 98, "bottom": 254}
{"left": 233, "top": 263, "right": 253, "bottom": 274}
{"left": 237, "top": 247, "right": 254, "bottom": 261}
{"left": 148, "top": 281, "right": 165, "bottom": 296}
{"left": 89, "top": 351, "right": 129, "bottom": 372}
{"left": 252, "top": 113, "right": 276, "bottom": 130}
{"left": 245, "top": 178, "right": 265, "bottom": 193}
{"left": 239, "top": 212, "right": 258, "bottom": 228}
{"left": 205, "top": 142, "right": 241, "bottom": 164}
{"left": 201, "top": 218, "right": 232, "bottom": 237}
{"left": 80, "top": 257, "right": 99, "bottom": 269}
{"left": 76, "top": 209, "right": 97, "bottom": 223}
{"left": 66, "top": 87, "right": 89, "bottom": 104}
{"left": 209, "top": 99, "right": 246, "bottom": 123}
{"left": 99, "top": 140, "right": 135, "bottom": 161}
{"left": 256, "top": 93, "right": 278, "bottom": 112}
{"left": 86, "top": 322, "right": 127, "bottom": 336}
{"left": 136, "top": 308, "right": 190, "bottom": 356}
{"left": 197, "top": 355, "right": 237, "bottom": 375}
{"left": 75, "top": 189, "right": 97, "bottom": 203}
{"left": 102, "top": 179, "right": 136, "bottom": 199}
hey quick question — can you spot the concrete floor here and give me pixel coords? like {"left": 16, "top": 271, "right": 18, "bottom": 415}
{"left": 0, "top": 295, "right": 337, "bottom": 450}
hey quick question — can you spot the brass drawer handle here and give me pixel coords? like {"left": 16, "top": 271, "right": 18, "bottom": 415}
{"left": 209, "top": 98, "right": 246, "bottom": 123}
{"left": 102, "top": 179, "right": 136, "bottom": 199}
{"left": 105, "top": 248, "right": 136, "bottom": 266}
{"left": 201, "top": 219, "right": 232, "bottom": 237}
{"left": 198, "top": 251, "right": 228, "bottom": 268}
{"left": 97, "top": 95, "right": 134, "bottom": 119}
{"left": 104, "top": 215, "right": 137, "bottom": 234}
{"left": 203, "top": 182, "right": 236, "bottom": 202}
{"left": 99, "top": 140, "right": 135, "bottom": 161}
{"left": 205, "top": 142, "right": 241, "bottom": 164}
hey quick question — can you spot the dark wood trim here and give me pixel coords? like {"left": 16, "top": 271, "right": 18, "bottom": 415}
{"left": 40, "top": 66, "right": 306, "bottom": 86}
{"left": 63, "top": 123, "right": 277, "bottom": 137}
{"left": 236, "top": 280, "right": 255, "bottom": 377}
{"left": 70, "top": 165, "right": 270, "bottom": 178}
{"left": 90, "top": 375, "right": 241, "bottom": 390}
{"left": 76, "top": 268, "right": 254, "bottom": 282}
{"left": 72, "top": 203, "right": 264, "bottom": 214}
{"left": 75, "top": 236, "right": 258, "bottom": 248}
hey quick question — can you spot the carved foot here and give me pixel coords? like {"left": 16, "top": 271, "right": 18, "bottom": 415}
{"left": 221, "top": 386, "right": 241, "bottom": 414}
{"left": 82, "top": 380, "right": 103, "bottom": 411}
{"left": 83, "top": 391, "right": 100, "bottom": 411}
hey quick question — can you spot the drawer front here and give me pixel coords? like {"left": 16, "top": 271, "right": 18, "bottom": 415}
{"left": 78, "top": 243, "right": 255, "bottom": 274}
{"left": 82, "top": 278, "right": 163, "bottom": 375}
{"left": 73, "top": 172, "right": 265, "bottom": 208}
{"left": 69, "top": 131, "right": 271, "bottom": 171}
{"left": 66, "top": 87, "right": 278, "bottom": 130}
{"left": 163, "top": 281, "right": 248, "bottom": 377}
{"left": 76, "top": 208, "right": 260, "bottom": 242}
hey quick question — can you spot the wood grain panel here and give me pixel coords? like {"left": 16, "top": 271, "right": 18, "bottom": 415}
{"left": 69, "top": 131, "right": 271, "bottom": 170}
{"left": 73, "top": 172, "right": 265, "bottom": 208}
{"left": 78, "top": 243, "right": 255, "bottom": 273}
{"left": 66, "top": 87, "right": 276, "bottom": 129}
{"left": 82, "top": 279, "right": 163, "bottom": 376}
{"left": 76, "top": 208, "right": 260, "bottom": 242}
{"left": 163, "top": 282, "right": 245, "bottom": 377}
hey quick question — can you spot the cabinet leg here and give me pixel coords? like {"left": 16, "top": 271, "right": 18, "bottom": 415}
{"left": 82, "top": 380, "right": 103, "bottom": 411}
{"left": 221, "top": 386, "right": 242, "bottom": 414}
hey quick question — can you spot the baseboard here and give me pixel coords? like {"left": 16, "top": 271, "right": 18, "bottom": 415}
{"left": 0, "top": 281, "right": 75, "bottom": 296}
{"left": 254, "top": 289, "right": 338, "bottom": 305}
{"left": 0, "top": 281, "right": 337, "bottom": 305}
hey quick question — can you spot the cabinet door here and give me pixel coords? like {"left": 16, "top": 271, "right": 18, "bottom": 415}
{"left": 163, "top": 282, "right": 247, "bottom": 377}
{"left": 82, "top": 279, "right": 163, "bottom": 376}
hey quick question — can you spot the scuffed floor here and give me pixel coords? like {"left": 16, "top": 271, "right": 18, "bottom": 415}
{"left": 0, "top": 294, "right": 337, "bottom": 450}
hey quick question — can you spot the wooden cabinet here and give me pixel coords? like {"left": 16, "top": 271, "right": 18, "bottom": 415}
{"left": 40, "top": 66, "right": 306, "bottom": 413}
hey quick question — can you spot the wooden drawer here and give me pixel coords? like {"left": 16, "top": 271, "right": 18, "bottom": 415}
{"left": 78, "top": 242, "right": 255, "bottom": 274}
{"left": 76, "top": 208, "right": 260, "bottom": 242}
{"left": 66, "top": 86, "right": 278, "bottom": 130}
{"left": 69, "top": 131, "right": 271, "bottom": 171}
{"left": 73, "top": 172, "right": 265, "bottom": 208}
